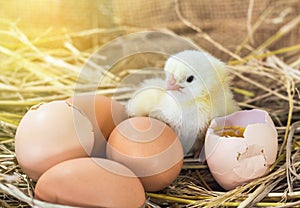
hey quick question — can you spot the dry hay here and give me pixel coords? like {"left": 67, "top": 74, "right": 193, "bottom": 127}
{"left": 0, "top": 2, "right": 300, "bottom": 208}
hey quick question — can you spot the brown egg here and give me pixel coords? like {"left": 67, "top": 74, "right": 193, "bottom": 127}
{"left": 35, "top": 158, "right": 146, "bottom": 208}
{"left": 66, "top": 95, "right": 128, "bottom": 157}
{"left": 106, "top": 117, "right": 184, "bottom": 192}
{"left": 15, "top": 101, "right": 94, "bottom": 181}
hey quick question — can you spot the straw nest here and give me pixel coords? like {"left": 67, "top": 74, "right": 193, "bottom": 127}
{"left": 0, "top": 5, "right": 300, "bottom": 208}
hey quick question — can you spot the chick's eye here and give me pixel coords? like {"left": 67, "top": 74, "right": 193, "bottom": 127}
{"left": 186, "top": 75, "right": 194, "bottom": 83}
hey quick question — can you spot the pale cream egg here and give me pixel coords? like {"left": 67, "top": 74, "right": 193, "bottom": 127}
{"left": 15, "top": 101, "right": 95, "bottom": 181}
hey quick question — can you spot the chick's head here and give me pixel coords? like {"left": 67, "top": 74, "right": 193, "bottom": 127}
{"left": 164, "top": 50, "right": 228, "bottom": 96}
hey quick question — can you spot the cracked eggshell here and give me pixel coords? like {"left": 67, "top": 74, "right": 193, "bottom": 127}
{"left": 15, "top": 101, "right": 94, "bottom": 181}
{"left": 205, "top": 109, "right": 278, "bottom": 190}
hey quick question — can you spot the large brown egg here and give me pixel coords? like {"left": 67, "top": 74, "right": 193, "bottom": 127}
{"left": 15, "top": 101, "right": 94, "bottom": 181}
{"left": 106, "top": 117, "right": 184, "bottom": 192}
{"left": 35, "top": 158, "right": 146, "bottom": 208}
{"left": 66, "top": 95, "right": 128, "bottom": 157}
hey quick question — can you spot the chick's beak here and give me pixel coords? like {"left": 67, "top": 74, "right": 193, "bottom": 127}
{"left": 167, "top": 74, "right": 183, "bottom": 91}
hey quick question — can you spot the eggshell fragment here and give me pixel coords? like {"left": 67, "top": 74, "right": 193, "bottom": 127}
{"left": 66, "top": 95, "right": 128, "bottom": 157}
{"left": 15, "top": 101, "right": 94, "bottom": 181}
{"left": 35, "top": 158, "right": 145, "bottom": 208}
{"left": 107, "top": 117, "right": 184, "bottom": 192}
{"left": 205, "top": 109, "right": 278, "bottom": 190}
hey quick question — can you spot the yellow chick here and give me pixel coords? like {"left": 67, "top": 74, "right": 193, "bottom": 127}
{"left": 127, "top": 50, "right": 240, "bottom": 158}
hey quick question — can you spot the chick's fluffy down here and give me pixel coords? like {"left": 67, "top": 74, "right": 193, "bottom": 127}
{"left": 127, "top": 50, "right": 240, "bottom": 156}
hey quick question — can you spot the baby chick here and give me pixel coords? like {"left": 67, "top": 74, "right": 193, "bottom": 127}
{"left": 127, "top": 50, "right": 239, "bottom": 158}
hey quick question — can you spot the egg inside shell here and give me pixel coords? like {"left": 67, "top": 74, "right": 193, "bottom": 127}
{"left": 107, "top": 117, "right": 184, "bottom": 192}
{"left": 35, "top": 158, "right": 146, "bottom": 208}
{"left": 205, "top": 109, "right": 278, "bottom": 190}
{"left": 15, "top": 101, "right": 94, "bottom": 181}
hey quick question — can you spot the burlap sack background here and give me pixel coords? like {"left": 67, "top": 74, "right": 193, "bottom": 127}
{"left": 0, "top": 0, "right": 299, "bottom": 60}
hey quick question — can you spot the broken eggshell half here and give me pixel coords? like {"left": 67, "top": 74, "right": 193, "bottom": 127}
{"left": 204, "top": 109, "right": 278, "bottom": 190}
